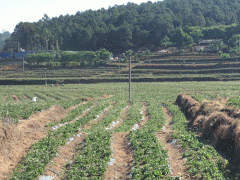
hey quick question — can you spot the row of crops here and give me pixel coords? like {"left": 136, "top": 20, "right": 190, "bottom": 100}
{"left": 10, "top": 99, "right": 111, "bottom": 179}
{"left": 1, "top": 53, "right": 240, "bottom": 83}
{"left": 2, "top": 82, "right": 240, "bottom": 179}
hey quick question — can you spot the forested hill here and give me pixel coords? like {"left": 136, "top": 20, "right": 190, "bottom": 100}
{"left": 2, "top": 0, "right": 240, "bottom": 54}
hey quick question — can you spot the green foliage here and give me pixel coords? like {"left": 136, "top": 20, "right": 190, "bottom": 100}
{"left": 171, "top": 27, "right": 193, "bottom": 51}
{"left": 229, "top": 34, "right": 240, "bottom": 48}
{"left": 96, "top": 49, "right": 112, "bottom": 64}
{"left": 114, "top": 102, "right": 142, "bottom": 132}
{"left": 61, "top": 51, "right": 73, "bottom": 67}
{"left": 66, "top": 130, "right": 111, "bottom": 179}
{"left": 4, "top": 0, "right": 240, "bottom": 54}
{"left": 220, "top": 53, "right": 230, "bottom": 59}
{"left": 10, "top": 100, "right": 110, "bottom": 179}
{"left": 167, "top": 103, "right": 227, "bottom": 179}
{"left": 129, "top": 102, "right": 171, "bottom": 179}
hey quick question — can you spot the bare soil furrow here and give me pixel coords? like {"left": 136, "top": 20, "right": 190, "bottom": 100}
{"left": 137, "top": 103, "right": 149, "bottom": 129}
{"left": 103, "top": 132, "right": 133, "bottom": 180}
{"left": 155, "top": 105, "right": 190, "bottom": 180}
{"left": 37, "top": 102, "right": 111, "bottom": 179}
{"left": 3, "top": 95, "right": 20, "bottom": 102}
{"left": 51, "top": 103, "right": 95, "bottom": 131}
{"left": 24, "top": 94, "right": 32, "bottom": 101}
{"left": 0, "top": 102, "right": 87, "bottom": 180}
{"left": 37, "top": 133, "right": 86, "bottom": 180}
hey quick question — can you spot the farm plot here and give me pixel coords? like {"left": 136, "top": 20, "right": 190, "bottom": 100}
{"left": 1, "top": 82, "right": 240, "bottom": 179}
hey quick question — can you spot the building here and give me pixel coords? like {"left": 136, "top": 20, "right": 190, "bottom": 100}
{"left": 194, "top": 39, "right": 223, "bottom": 52}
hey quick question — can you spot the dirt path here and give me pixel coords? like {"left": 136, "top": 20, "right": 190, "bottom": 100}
{"left": 135, "top": 103, "right": 149, "bottom": 130}
{"left": 155, "top": 105, "right": 189, "bottom": 179}
{"left": 3, "top": 95, "right": 20, "bottom": 102}
{"left": 37, "top": 133, "right": 86, "bottom": 180}
{"left": 38, "top": 102, "right": 111, "bottom": 179}
{"left": 0, "top": 102, "right": 87, "bottom": 180}
{"left": 103, "top": 132, "right": 133, "bottom": 180}
{"left": 103, "top": 104, "right": 148, "bottom": 180}
{"left": 24, "top": 94, "right": 32, "bottom": 101}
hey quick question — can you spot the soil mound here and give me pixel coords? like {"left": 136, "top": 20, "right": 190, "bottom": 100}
{"left": 175, "top": 94, "right": 240, "bottom": 162}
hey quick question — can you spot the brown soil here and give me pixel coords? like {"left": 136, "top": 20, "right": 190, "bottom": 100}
{"left": 0, "top": 102, "right": 86, "bottom": 180}
{"left": 1, "top": 65, "right": 20, "bottom": 70}
{"left": 138, "top": 103, "right": 149, "bottom": 129}
{"left": 37, "top": 101, "right": 108, "bottom": 179}
{"left": 37, "top": 133, "right": 86, "bottom": 180}
{"left": 3, "top": 95, "right": 21, "bottom": 102}
{"left": 103, "top": 132, "right": 133, "bottom": 180}
{"left": 24, "top": 94, "right": 31, "bottom": 101}
{"left": 155, "top": 106, "right": 190, "bottom": 179}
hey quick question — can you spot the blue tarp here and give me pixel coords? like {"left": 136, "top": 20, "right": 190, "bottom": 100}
{"left": 0, "top": 52, "right": 34, "bottom": 58}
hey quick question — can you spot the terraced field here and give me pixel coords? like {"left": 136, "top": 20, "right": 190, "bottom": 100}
{"left": 1, "top": 52, "right": 240, "bottom": 84}
{"left": 1, "top": 82, "right": 240, "bottom": 179}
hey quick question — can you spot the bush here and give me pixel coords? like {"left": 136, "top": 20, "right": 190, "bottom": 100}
{"left": 220, "top": 53, "right": 230, "bottom": 59}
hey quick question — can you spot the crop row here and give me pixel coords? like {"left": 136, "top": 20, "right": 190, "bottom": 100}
{"left": 227, "top": 96, "right": 240, "bottom": 107}
{"left": 10, "top": 100, "right": 110, "bottom": 179}
{"left": 114, "top": 102, "right": 142, "bottom": 132}
{"left": 87, "top": 101, "right": 127, "bottom": 133}
{"left": 65, "top": 130, "right": 112, "bottom": 179}
{"left": 46, "top": 101, "right": 94, "bottom": 127}
{"left": 129, "top": 102, "right": 172, "bottom": 179}
{"left": 166, "top": 103, "right": 228, "bottom": 179}
{"left": 0, "top": 101, "right": 53, "bottom": 122}
{"left": 63, "top": 101, "right": 128, "bottom": 179}
{"left": 0, "top": 93, "right": 85, "bottom": 123}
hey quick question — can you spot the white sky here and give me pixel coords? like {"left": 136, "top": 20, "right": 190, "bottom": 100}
{"left": 0, "top": 0, "right": 160, "bottom": 33}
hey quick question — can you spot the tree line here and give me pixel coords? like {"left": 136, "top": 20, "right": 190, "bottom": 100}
{"left": 26, "top": 49, "right": 112, "bottom": 67}
{"left": 2, "top": 0, "right": 240, "bottom": 55}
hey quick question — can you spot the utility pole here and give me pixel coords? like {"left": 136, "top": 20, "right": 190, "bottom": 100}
{"left": 126, "top": 50, "right": 133, "bottom": 102}
{"left": 45, "top": 38, "right": 48, "bottom": 87}
{"left": 129, "top": 54, "right": 131, "bottom": 102}
{"left": 239, "top": 36, "right": 240, "bottom": 54}
{"left": 119, "top": 56, "right": 120, "bottom": 79}
{"left": 22, "top": 57, "right": 24, "bottom": 71}
{"left": 45, "top": 67, "right": 47, "bottom": 87}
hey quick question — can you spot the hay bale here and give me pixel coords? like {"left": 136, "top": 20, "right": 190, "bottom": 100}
{"left": 233, "top": 125, "right": 240, "bottom": 159}
{"left": 212, "top": 124, "right": 234, "bottom": 152}
{"left": 203, "top": 112, "right": 234, "bottom": 140}
{"left": 191, "top": 115, "right": 205, "bottom": 132}
{"left": 176, "top": 94, "right": 201, "bottom": 119}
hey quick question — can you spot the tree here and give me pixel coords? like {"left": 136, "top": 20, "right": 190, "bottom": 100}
{"left": 229, "top": 34, "right": 240, "bottom": 48}
{"left": 171, "top": 27, "right": 193, "bottom": 54}
{"left": 96, "top": 49, "right": 112, "bottom": 64}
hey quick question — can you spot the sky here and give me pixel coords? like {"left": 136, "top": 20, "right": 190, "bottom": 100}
{"left": 0, "top": 0, "right": 160, "bottom": 34}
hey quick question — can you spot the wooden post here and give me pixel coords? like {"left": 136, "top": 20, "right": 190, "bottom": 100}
{"left": 22, "top": 57, "right": 24, "bottom": 71}
{"left": 119, "top": 57, "right": 120, "bottom": 80}
{"left": 45, "top": 67, "right": 47, "bottom": 87}
{"left": 129, "top": 55, "right": 131, "bottom": 102}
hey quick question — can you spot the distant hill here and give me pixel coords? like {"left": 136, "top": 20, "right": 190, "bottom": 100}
{"left": 2, "top": 0, "right": 240, "bottom": 54}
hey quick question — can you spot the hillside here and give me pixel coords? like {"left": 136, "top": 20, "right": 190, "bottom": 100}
{"left": 2, "top": 0, "right": 240, "bottom": 54}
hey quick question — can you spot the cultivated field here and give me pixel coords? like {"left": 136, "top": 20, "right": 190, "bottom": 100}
{"left": 1, "top": 82, "right": 240, "bottom": 179}
{"left": 1, "top": 52, "right": 240, "bottom": 84}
